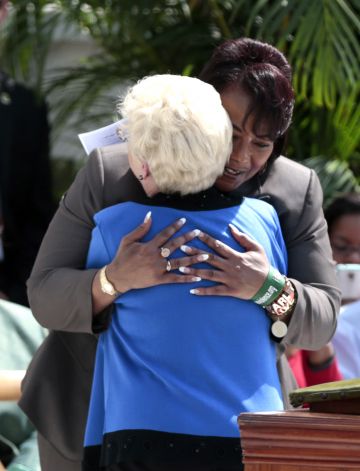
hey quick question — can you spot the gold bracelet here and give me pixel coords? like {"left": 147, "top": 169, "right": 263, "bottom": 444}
{"left": 99, "top": 265, "right": 121, "bottom": 297}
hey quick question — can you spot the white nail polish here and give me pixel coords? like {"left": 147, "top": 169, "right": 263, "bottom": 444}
{"left": 190, "top": 289, "right": 200, "bottom": 295}
{"left": 192, "top": 276, "right": 202, "bottom": 282}
{"left": 143, "top": 211, "right": 152, "bottom": 223}
{"left": 198, "top": 254, "right": 209, "bottom": 261}
{"left": 180, "top": 245, "right": 191, "bottom": 253}
{"left": 192, "top": 229, "right": 202, "bottom": 237}
{"left": 178, "top": 217, "right": 186, "bottom": 225}
{"left": 179, "top": 266, "right": 190, "bottom": 273}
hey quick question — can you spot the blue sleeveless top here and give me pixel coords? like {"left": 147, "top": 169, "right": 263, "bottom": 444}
{"left": 83, "top": 192, "right": 287, "bottom": 466}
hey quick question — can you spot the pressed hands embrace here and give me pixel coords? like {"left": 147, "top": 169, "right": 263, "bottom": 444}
{"left": 92, "top": 213, "right": 273, "bottom": 315}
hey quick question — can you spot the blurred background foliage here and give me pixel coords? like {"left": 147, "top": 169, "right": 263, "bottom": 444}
{"left": 0, "top": 0, "right": 359, "bottom": 203}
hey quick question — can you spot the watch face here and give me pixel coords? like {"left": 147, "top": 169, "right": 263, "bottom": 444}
{"left": 271, "top": 320, "right": 288, "bottom": 338}
{"left": 104, "top": 282, "right": 115, "bottom": 295}
{"left": 100, "top": 266, "right": 118, "bottom": 295}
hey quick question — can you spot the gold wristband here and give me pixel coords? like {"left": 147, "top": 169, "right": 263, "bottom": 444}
{"left": 99, "top": 265, "right": 121, "bottom": 297}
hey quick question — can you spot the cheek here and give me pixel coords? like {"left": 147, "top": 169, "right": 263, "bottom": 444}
{"left": 253, "top": 151, "right": 272, "bottom": 171}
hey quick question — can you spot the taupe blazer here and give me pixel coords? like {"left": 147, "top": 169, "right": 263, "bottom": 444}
{"left": 19, "top": 145, "right": 340, "bottom": 460}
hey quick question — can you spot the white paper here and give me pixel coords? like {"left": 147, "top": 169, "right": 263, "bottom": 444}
{"left": 78, "top": 119, "right": 128, "bottom": 155}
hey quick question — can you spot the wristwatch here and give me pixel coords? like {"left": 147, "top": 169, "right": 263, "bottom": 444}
{"left": 99, "top": 265, "right": 121, "bottom": 296}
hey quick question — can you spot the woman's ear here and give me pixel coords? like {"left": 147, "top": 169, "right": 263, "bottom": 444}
{"left": 141, "top": 162, "right": 159, "bottom": 196}
{"left": 141, "top": 162, "right": 151, "bottom": 179}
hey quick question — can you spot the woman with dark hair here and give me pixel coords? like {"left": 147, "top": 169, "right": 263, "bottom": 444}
{"left": 189, "top": 37, "right": 339, "bottom": 354}
{"left": 196, "top": 37, "right": 342, "bottom": 392}
{"left": 199, "top": 37, "right": 294, "bottom": 173}
{"left": 19, "top": 38, "right": 340, "bottom": 471}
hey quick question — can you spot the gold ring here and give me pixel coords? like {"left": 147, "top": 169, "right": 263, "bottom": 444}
{"left": 166, "top": 260, "right": 172, "bottom": 272}
{"left": 160, "top": 247, "right": 171, "bottom": 258}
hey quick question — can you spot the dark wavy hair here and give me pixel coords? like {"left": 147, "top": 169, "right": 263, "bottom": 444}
{"left": 325, "top": 193, "right": 360, "bottom": 234}
{"left": 199, "top": 38, "right": 295, "bottom": 162}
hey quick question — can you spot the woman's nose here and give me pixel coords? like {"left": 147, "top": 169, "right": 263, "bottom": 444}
{"left": 231, "top": 140, "right": 251, "bottom": 165}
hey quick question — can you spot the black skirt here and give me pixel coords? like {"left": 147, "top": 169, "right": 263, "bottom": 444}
{"left": 83, "top": 430, "right": 243, "bottom": 471}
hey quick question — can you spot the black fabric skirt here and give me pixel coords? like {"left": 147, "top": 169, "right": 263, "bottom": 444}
{"left": 83, "top": 430, "right": 243, "bottom": 471}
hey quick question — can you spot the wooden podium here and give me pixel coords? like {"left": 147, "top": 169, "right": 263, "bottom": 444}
{"left": 238, "top": 409, "right": 360, "bottom": 470}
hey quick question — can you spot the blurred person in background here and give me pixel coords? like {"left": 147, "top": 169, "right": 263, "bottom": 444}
{"left": 286, "top": 344, "right": 342, "bottom": 389}
{"left": 0, "top": 0, "right": 55, "bottom": 306}
{"left": 327, "top": 193, "right": 360, "bottom": 379}
{"left": 0, "top": 299, "right": 47, "bottom": 471}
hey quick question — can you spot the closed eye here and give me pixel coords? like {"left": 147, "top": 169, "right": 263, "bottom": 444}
{"left": 254, "top": 141, "right": 271, "bottom": 149}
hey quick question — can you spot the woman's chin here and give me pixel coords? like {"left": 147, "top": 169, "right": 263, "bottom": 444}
{"left": 215, "top": 174, "right": 246, "bottom": 192}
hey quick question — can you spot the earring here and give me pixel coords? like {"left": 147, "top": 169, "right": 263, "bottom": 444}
{"left": 138, "top": 175, "right": 144, "bottom": 181}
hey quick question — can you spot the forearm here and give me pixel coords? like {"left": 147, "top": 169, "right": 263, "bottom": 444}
{"left": 92, "top": 268, "right": 117, "bottom": 315}
{"left": 303, "top": 346, "right": 343, "bottom": 386}
{"left": 28, "top": 265, "right": 98, "bottom": 332}
{"left": 0, "top": 370, "right": 24, "bottom": 400}
{"left": 281, "top": 170, "right": 341, "bottom": 349}
{"left": 27, "top": 157, "right": 102, "bottom": 333}
{"left": 306, "top": 343, "right": 335, "bottom": 366}
{"left": 283, "top": 280, "right": 340, "bottom": 349}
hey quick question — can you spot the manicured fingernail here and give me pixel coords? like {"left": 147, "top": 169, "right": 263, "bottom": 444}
{"left": 178, "top": 217, "right": 186, "bottom": 225}
{"left": 215, "top": 240, "right": 223, "bottom": 248}
{"left": 190, "top": 289, "right": 200, "bottom": 295}
{"left": 179, "top": 266, "right": 190, "bottom": 273}
{"left": 197, "top": 254, "right": 209, "bottom": 261}
{"left": 144, "top": 211, "right": 152, "bottom": 223}
{"left": 180, "top": 245, "right": 192, "bottom": 253}
{"left": 192, "top": 276, "right": 202, "bottom": 282}
{"left": 191, "top": 229, "right": 201, "bottom": 237}
{"left": 229, "top": 223, "right": 237, "bottom": 231}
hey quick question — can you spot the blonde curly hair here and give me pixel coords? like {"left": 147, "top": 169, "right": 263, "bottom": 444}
{"left": 118, "top": 74, "right": 232, "bottom": 195}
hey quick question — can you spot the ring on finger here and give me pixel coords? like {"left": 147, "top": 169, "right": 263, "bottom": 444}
{"left": 166, "top": 260, "right": 172, "bottom": 272}
{"left": 160, "top": 247, "right": 171, "bottom": 258}
{"left": 235, "top": 265, "right": 241, "bottom": 270}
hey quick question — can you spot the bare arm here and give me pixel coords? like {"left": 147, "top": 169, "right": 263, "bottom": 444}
{"left": 0, "top": 370, "right": 25, "bottom": 401}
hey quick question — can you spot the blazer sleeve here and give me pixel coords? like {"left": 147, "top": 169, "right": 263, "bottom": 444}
{"left": 26, "top": 148, "right": 116, "bottom": 333}
{"left": 280, "top": 168, "right": 341, "bottom": 350}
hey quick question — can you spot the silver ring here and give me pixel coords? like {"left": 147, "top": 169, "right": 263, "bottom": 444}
{"left": 235, "top": 265, "right": 241, "bottom": 270}
{"left": 160, "top": 247, "right": 171, "bottom": 258}
{"left": 166, "top": 260, "right": 172, "bottom": 272}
